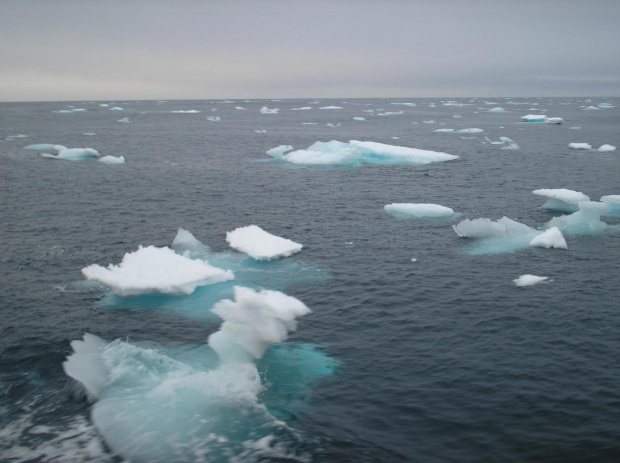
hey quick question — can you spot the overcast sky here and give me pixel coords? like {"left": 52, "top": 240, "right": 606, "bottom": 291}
{"left": 1, "top": 0, "right": 619, "bottom": 102}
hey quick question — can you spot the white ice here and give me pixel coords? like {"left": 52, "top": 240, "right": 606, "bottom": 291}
{"left": 532, "top": 188, "right": 590, "bottom": 212}
{"left": 226, "top": 225, "right": 302, "bottom": 260}
{"left": 384, "top": 203, "right": 460, "bottom": 220}
{"left": 260, "top": 106, "right": 279, "bottom": 114}
{"left": 544, "top": 201, "right": 610, "bottom": 235}
{"left": 117, "top": 117, "right": 130, "bottom": 123}
{"left": 521, "top": 114, "right": 547, "bottom": 122}
{"left": 487, "top": 107, "right": 506, "bottom": 113}
{"left": 98, "top": 155, "right": 126, "bottom": 164}
{"left": 24, "top": 143, "right": 66, "bottom": 152}
{"left": 600, "top": 195, "right": 620, "bottom": 217}
{"left": 513, "top": 275, "right": 549, "bottom": 287}
{"left": 453, "top": 216, "right": 537, "bottom": 238}
{"left": 546, "top": 117, "right": 563, "bottom": 124}
{"left": 318, "top": 106, "right": 342, "bottom": 109}
{"left": 529, "top": 227, "right": 567, "bottom": 249}
{"left": 170, "top": 110, "right": 201, "bottom": 113}
{"left": 353, "top": 117, "right": 367, "bottom": 121}
{"left": 568, "top": 142, "right": 592, "bottom": 150}
{"left": 209, "top": 286, "right": 311, "bottom": 361}
{"left": 267, "top": 140, "right": 458, "bottom": 166}
{"left": 41, "top": 148, "right": 99, "bottom": 161}
{"left": 597, "top": 144, "right": 616, "bottom": 152}
{"left": 82, "top": 245, "right": 234, "bottom": 296}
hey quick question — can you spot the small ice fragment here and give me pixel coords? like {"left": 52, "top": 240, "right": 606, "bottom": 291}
{"left": 529, "top": 227, "right": 567, "bottom": 249}
{"left": 260, "top": 106, "right": 279, "bottom": 114}
{"left": 513, "top": 275, "right": 549, "bottom": 286}
{"left": 226, "top": 225, "right": 302, "bottom": 260}
{"left": 98, "top": 155, "right": 126, "bottom": 164}
{"left": 568, "top": 143, "right": 592, "bottom": 150}
{"left": 117, "top": 117, "right": 130, "bottom": 123}
{"left": 597, "top": 144, "right": 616, "bottom": 152}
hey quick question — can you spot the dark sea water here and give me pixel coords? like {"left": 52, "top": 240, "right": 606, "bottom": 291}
{"left": 1, "top": 98, "right": 619, "bottom": 462}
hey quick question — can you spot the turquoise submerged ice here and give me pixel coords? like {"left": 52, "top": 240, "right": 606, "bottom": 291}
{"left": 63, "top": 286, "right": 337, "bottom": 463}
{"left": 267, "top": 140, "right": 459, "bottom": 166}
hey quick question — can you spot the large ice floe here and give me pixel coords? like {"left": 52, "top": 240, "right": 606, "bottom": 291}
{"left": 383, "top": 203, "right": 461, "bottom": 221}
{"left": 63, "top": 286, "right": 336, "bottom": 462}
{"left": 267, "top": 140, "right": 458, "bottom": 166}
{"left": 82, "top": 245, "right": 234, "bottom": 296}
{"left": 226, "top": 225, "right": 303, "bottom": 260}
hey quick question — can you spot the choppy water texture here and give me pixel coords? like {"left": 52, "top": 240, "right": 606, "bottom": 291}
{"left": 1, "top": 98, "right": 620, "bottom": 462}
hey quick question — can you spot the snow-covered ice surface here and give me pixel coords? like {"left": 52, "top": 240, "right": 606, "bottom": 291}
{"left": 82, "top": 245, "right": 234, "bottom": 296}
{"left": 226, "top": 225, "right": 303, "bottom": 260}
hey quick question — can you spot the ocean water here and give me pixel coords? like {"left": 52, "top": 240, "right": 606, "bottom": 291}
{"left": 1, "top": 98, "right": 619, "bottom": 462}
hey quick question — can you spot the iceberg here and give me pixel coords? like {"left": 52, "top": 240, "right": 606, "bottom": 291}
{"left": 82, "top": 245, "right": 234, "bottom": 296}
{"left": 529, "top": 227, "right": 567, "bottom": 249}
{"left": 384, "top": 203, "right": 460, "bottom": 221}
{"left": 532, "top": 188, "right": 590, "bottom": 212}
{"left": 41, "top": 148, "right": 99, "bottom": 161}
{"left": 267, "top": 140, "right": 458, "bottom": 166}
{"left": 513, "top": 275, "right": 549, "bottom": 287}
{"left": 226, "top": 225, "right": 302, "bottom": 260}
{"left": 98, "top": 155, "right": 126, "bottom": 164}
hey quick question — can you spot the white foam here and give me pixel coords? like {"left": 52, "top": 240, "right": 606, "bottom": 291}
{"left": 513, "top": 275, "right": 549, "bottom": 287}
{"left": 226, "top": 225, "right": 302, "bottom": 260}
{"left": 82, "top": 245, "right": 234, "bottom": 296}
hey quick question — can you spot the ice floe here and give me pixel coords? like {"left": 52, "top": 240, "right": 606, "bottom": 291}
{"left": 545, "top": 201, "right": 610, "bottom": 235}
{"left": 41, "top": 148, "right": 99, "bottom": 161}
{"left": 597, "top": 144, "right": 616, "bottom": 152}
{"left": 520, "top": 114, "right": 562, "bottom": 123}
{"left": 170, "top": 110, "right": 201, "bottom": 114}
{"left": 266, "top": 140, "right": 459, "bottom": 166}
{"left": 226, "top": 225, "right": 303, "bottom": 260}
{"left": 513, "top": 275, "right": 549, "bottom": 287}
{"left": 383, "top": 203, "right": 461, "bottom": 221}
{"left": 484, "top": 136, "right": 519, "bottom": 150}
{"left": 600, "top": 195, "right": 620, "bottom": 217}
{"left": 82, "top": 245, "right": 234, "bottom": 296}
{"left": 98, "top": 155, "right": 126, "bottom": 164}
{"left": 260, "top": 106, "right": 279, "bottom": 114}
{"left": 532, "top": 188, "right": 590, "bottom": 212}
{"left": 569, "top": 142, "right": 592, "bottom": 150}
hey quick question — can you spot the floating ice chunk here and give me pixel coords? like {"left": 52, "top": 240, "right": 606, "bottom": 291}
{"left": 254, "top": 129, "right": 267, "bottom": 133}
{"left": 98, "top": 155, "right": 125, "bottom": 164}
{"left": 267, "top": 140, "right": 458, "bottom": 166}
{"left": 117, "top": 117, "right": 130, "bottom": 123}
{"left": 109, "top": 107, "right": 124, "bottom": 111}
{"left": 544, "top": 201, "right": 610, "bottom": 234}
{"left": 377, "top": 111, "right": 403, "bottom": 116}
{"left": 384, "top": 203, "right": 460, "bottom": 220}
{"left": 326, "top": 123, "right": 341, "bottom": 127}
{"left": 521, "top": 114, "right": 547, "bottom": 122}
{"left": 82, "top": 245, "right": 234, "bottom": 296}
{"left": 170, "top": 110, "right": 200, "bottom": 113}
{"left": 600, "top": 195, "right": 620, "bottom": 217}
{"left": 423, "top": 120, "right": 436, "bottom": 124}
{"left": 568, "top": 142, "right": 592, "bottom": 150}
{"left": 533, "top": 188, "right": 590, "bottom": 212}
{"left": 529, "top": 227, "right": 567, "bottom": 249}
{"left": 207, "top": 116, "right": 221, "bottom": 121}
{"left": 209, "top": 286, "right": 311, "bottom": 361}
{"left": 499, "top": 137, "right": 519, "bottom": 150}
{"left": 433, "top": 128, "right": 455, "bottom": 133}
{"left": 24, "top": 143, "right": 65, "bottom": 151}
{"left": 453, "top": 216, "right": 536, "bottom": 238}
{"left": 391, "top": 102, "right": 416, "bottom": 106}
{"left": 598, "top": 103, "right": 615, "bottom": 109}
{"left": 226, "top": 225, "right": 302, "bottom": 260}
{"left": 597, "top": 144, "right": 616, "bottom": 152}
{"left": 41, "top": 148, "right": 99, "bottom": 161}
{"left": 291, "top": 106, "right": 313, "bottom": 110}
{"left": 546, "top": 117, "right": 563, "bottom": 124}
{"left": 353, "top": 117, "right": 367, "bottom": 121}
{"left": 455, "top": 128, "right": 484, "bottom": 134}
{"left": 266, "top": 145, "right": 293, "bottom": 160}
{"left": 487, "top": 107, "right": 506, "bottom": 113}
{"left": 260, "top": 106, "right": 279, "bottom": 114}
{"left": 319, "top": 106, "right": 342, "bottom": 109}
{"left": 513, "top": 275, "right": 549, "bottom": 287}
{"left": 583, "top": 106, "right": 601, "bottom": 110}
